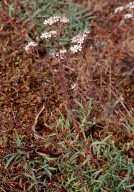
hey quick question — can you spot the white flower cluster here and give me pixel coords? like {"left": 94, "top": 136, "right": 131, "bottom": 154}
{"left": 70, "top": 29, "right": 90, "bottom": 54}
{"left": 124, "top": 13, "right": 133, "bottom": 20}
{"left": 71, "top": 29, "right": 90, "bottom": 44}
{"left": 70, "top": 44, "right": 82, "bottom": 54}
{"left": 114, "top": 1, "right": 134, "bottom": 13}
{"left": 24, "top": 41, "right": 38, "bottom": 51}
{"left": 43, "top": 16, "right": 69, "bottom": 26}
{"left": 40, "top": 16, "right": 69, "bottom": 41}
{"left": 126, "top": 1, "right": 134, "bottom": 9}
{"left": 114, "top": 6, "right": 124, "bottom": 14}
{"left": 40, "top": 30, "right": 58, "bottom": 39}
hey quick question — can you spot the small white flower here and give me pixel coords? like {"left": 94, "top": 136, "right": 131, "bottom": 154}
{"left": 114, "top": 6, "right": 125, "bottom": 14}
{"left": 61, "top": 16, "right": 69, "bottom": 24}
{"left": 43, "top": 16, "right": 69, "bottom": 26}
{"left": 70, "top": 29, "right": 90, "bottom": 54}
{"left": 72, "top": 35, "right": 84, "bottom": 44}
{"left": 130, "top": 4, "right": 134, "bottom": 9}
{"left": 83, "top": 29, "right": 91, "bottom": 35}
{"left": 71, "top": 29, "right": 90, "bottom": 45}
{"left": 24, "top": 41, "right": 38, "bottom": 51}
{"left": 59, "top": 49, "right": 67, "bottom": 54}
{"left": 124, "top": 13, "right": 133, "bottom": 20}
{"left": 40, "top": 30, "right": 58, "bottom": 39}
{"left": 55, "top": 49, "right": 67, "bottom": 59}
{"left": 125, "top": 1, "right": 134, "bottom": 9}
{"left": 70, "top": 44, "right": 82, "bottom": 54}
{"left": 114, "top": 2, "right": 134, "bottom": 14}
{"left": 71, "top": 83, "right": 77, "bottom": 90}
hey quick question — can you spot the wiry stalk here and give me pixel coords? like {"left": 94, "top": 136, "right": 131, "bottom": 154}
{"left": 57, "top": 27, "right": 80, "bottom": 132}
{"left": 82, "top": 52, "right": 104, "bottom": 104}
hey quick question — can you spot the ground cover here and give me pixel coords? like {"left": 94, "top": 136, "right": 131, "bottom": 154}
{"left": 0, "top": 0, "right": 134, "bottom": 191}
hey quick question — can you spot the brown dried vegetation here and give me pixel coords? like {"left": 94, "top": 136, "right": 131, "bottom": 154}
{"left": 0, "top": 0, "right": 134, "bottom": 191}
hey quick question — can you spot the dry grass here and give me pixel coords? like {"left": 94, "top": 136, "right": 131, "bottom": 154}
{"left": 0, "top": 0, "right": 134, "bottom": 191}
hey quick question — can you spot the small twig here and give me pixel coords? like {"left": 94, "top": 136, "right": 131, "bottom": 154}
{"left": 0, "top": 187, "right": 6, "bottom": 192}
{"left": 119, "top": 65, "right": 134, "bottom": 85}
{"left": 109, "top": 62, "right": 112, "bottom": 102}
{"left": 32, "top": 105, "right": 45, "bottom": 140}
{"left": 111, "top": 88, "right": 132, "bottom": 117}
{"left": 82, "top": 53, "right": 104, "bottom": 104}
{"left": 32, "top": 105, "right": 60, "bottom": 148}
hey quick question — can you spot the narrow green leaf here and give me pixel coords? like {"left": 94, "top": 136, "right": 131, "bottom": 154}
{"left": 36, "top": 152, "right": 58, "bottom": 161}
{"left": 5, "top": 153, "right": 18, "bottom": 169}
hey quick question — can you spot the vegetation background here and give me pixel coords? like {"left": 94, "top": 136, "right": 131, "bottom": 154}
{"left": 0, "top": 0, "right": 133, "bottom": 191}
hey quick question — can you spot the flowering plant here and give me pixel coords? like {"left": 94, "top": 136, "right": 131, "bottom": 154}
{"left": 24, "top": 15, "right": 91, "bottom": 134}
{"left": 114, "top": 1, "right": 134, "bottom": 21}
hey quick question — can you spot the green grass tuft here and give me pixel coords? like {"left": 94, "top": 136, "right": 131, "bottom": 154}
{"left": 4, "top": 101, "right": 134, "bottom": 191}
{"left": 8, "top": 0, "right": 94, "bottom": 46}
